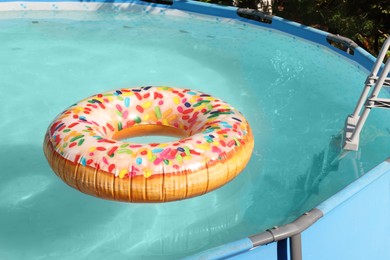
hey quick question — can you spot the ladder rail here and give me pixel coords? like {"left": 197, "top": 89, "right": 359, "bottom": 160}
{"left": 343, "top": 36, "right": 390, "bottom": 151}
{"left": 351, "top": 37, "right": 390, "bottom": 119}
{"left": 347, "top": 59, "right": 390, "bottom": 148}
{"left": 370, "top": 59, "right": 390, "bottom": 98}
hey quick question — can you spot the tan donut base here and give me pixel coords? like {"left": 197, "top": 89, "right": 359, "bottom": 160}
{"left": 43, "top": 128, "right": 254, "bottom": 203}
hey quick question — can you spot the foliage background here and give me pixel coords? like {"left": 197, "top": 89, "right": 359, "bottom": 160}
{"left": 198, "top": 0, "right": 389, "bottom": 57}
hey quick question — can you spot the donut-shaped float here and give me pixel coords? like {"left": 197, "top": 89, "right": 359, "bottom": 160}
{"left": 43, "top": 86, "right": 254, "bottom": 202}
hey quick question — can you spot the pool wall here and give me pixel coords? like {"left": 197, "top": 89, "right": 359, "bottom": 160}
{"left": 190, "top": 160, "right": 390, "bottom": 259}
{"left": 2, "top": 1, "right": 388, "bottom": 259}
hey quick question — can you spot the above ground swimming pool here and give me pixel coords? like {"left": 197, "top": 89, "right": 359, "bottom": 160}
{"left": 0, "top": 1, "right": 389, "bottom": 259}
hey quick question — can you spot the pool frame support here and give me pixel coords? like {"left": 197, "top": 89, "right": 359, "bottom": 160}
{"left": 249, "top": 209, "right": 323, "bottom": 247}
{"left": 276, "top": 236, "right": 301, "bottom": 260}
{"left": 236, "top": 8, "right": 272, "bottom": 24}
{"left": 249, "top": 209, "right": 323, "bottom": 260}
{"left": 326, "top": 34, "right": 358, "bottom": 55}
{"left": 185, "top": 209, "right": 323, "bottom": 260}
{"left": 290, "top": 234, "right": 302, "bottom": 260}
{"left": 276, "top": 235, "right": 302, "bottom": 260}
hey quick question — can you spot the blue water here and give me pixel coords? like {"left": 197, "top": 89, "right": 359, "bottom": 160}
{"left": 0, "top": 10, "right": 389, "bottom": 259}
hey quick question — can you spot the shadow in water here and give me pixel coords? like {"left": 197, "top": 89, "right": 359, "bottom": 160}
{"left": 288, "top": 133, "right": 362, "bottom": 217}
{"left": 305, "top": 133, "right": 343, "bottom": 194}
{"left": 242, "top": 132, "right": 364, "bottom": 231}
{"left": 0, "top": 144, "right": 254, "bottom": 259}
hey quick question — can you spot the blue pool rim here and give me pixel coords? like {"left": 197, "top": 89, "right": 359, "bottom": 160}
{"left": 1, "top": 0, "right": 388, "bottom": 259}
{"left": 0, "top": 0, "right": 377, "bottom": 72}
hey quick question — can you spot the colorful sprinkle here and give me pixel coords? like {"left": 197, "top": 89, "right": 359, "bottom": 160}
{"left": 136, "top": 105, "right": 144, "bottom": 113}
{"left": 143, "top": 168, "right": 152, "bottom": 178}
{"left": 136, "top": 157, "right": 142, "bottom": 165}
{"left": 108, "top": 164, "right": 115, "bottom": 173}
{"left": 119, "top": 169, "right": 127, "bottom": 178}
{"left": 154, "top": 106, "right": 162, "bottom": 120}
{"left": 134, "top": 116, "right": 141, "bottom": 124}
{"left": 142, "top": 101, "right": 152, "bottom": 109}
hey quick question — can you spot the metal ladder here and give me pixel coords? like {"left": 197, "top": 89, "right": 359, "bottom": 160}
{"left": 343, "top": 37, "right": 390, "bottom": 151}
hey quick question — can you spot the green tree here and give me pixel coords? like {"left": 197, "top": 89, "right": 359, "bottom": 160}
{"left": 274, "top": 0, "right": 389, "bottom": 56}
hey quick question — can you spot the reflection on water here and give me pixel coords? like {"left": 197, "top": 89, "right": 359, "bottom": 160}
{"left": 0, "top": 174, "right": 52, "bottom": 207}
{"left": 0, "top": 145, "right": 52, "bottom": 208}
{"left": 0, "top": 145, "right": 253, "bottom": 259}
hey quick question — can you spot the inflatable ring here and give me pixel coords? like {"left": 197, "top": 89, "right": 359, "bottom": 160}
{"left": 44, "top": 86, "right": 254, "bottom": 202}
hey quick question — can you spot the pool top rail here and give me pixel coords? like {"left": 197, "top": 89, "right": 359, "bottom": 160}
{"left": 0, "top": 0, "right": 377, "bottom": 71}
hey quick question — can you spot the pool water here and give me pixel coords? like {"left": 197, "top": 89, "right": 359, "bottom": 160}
{"left": 0, "top": 10, "right": 389, "bottom": 259}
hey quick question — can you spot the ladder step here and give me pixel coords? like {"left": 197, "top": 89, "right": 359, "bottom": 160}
{"left": 367, "top": 97, "right": 390, "bottom": 109}
{"left": 365, "top": 77, "right": 390, "bottom": 87}
{"left": 343, "top": 115, "right": 359, "bottom": 151}
{"left": 384, "top": 78, "right": 390, "bottom": 87}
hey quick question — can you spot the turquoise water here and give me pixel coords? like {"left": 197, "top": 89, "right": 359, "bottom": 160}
{"left": 0, "top": 10, "right": 389, "bottom": 259}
